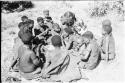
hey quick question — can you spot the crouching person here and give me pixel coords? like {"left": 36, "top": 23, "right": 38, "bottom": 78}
{"left": 78, "top": 31, "right": 101, "bottom": 70}
{"left": 11, "top": 28, "right": 43, "bottom": 80}
{"left": 41, "top": 35, "right": 68, "bottom": 78}
{"left": 41, "top": 35, "right": 82, "bottom": 82}
{"left": 100, "top": 19, "right": 116, "bottom": 61}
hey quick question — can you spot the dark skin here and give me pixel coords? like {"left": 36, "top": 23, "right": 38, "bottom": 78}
{"left": 10, "top": 42, "right": 42, "bottom": 74}
{"left": 40, "top": 45, "right": 68, "bottom": 78}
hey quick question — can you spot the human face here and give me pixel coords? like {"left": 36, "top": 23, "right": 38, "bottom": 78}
{"left": 44, "top": 12, "right": 49, "bottom": 17}
{"left": 63, "top": 32, "right": 68, "bottom": 39}
{"left": 77, "top": 39, "right": 83, "bottom": 47}
{"left": 38, "top": 21, "right": 44, "bottom": 26}
{"left": 102, "top": 25, "right": 108, "bottom": 36}
{"left": 83, "top": 37, "right": 90, "bottom": 44}
{"left": 54, "top": 27, "right": 60, "bottom": 32}
{"left": 23, "top": 18, "right": 28, "bottom": 22}
{"left": 75, "top": 26, "right": 81, "bottom": 33}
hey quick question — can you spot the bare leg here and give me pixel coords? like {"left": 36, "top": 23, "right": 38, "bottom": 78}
{"left": 31, "top": 67, "right": 41, "bottom": 74}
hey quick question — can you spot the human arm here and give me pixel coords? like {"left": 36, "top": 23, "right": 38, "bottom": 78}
{"left": 9, "top": 56, "right": 19, "bottom": 71}
{"left": 37, "top": 28, "right": 50, "bottom": 38}
{"left": 32, "top": 27, "right": 35, "bottom": 36}
{"left": 30, "top": 52, "right": 41, "bottom": 66}
{"left": 105, "top": 36, "right": 109, "bottom": 61}
{"left": 80, "top": 44, "right": 92, "bottom": 60}
{"left": 65, "top": 40, "right": 73, "bottom": 50}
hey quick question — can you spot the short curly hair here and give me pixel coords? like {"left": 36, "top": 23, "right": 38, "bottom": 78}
{"left": 64, "top": 27, "right": 74, "bottom": 35}
{"left": 37, "top": 17, "right": 44, "bottom": 22}
{"left": 51, "top": 35, "right": 62, "bottom": 47}
{"left": 82, "top": 31, "right": 93, "bottom": 39}
{"left": 102, "top": 19, "right": 111, "bottom": 26}
{"left": 21, "top": 15, "right": 28, "bottom": 22}
{"left": 60, "top": 11, "right": 76, "bottom": 26}
{"left": 103, "top": 25, "right": 112, "bottom": 34}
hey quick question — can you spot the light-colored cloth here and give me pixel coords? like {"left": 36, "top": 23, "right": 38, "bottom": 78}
{"left": 55, "top": 54, "right": 82, "bottom": 82}
{"left": 38, "top": 46, "right": 82, "bottom": 82}
{"left": 101, "top": 33, "right": 115, "bottom": 60}
{"left": 43, "top": 54, "right": 82, "bottom": 82}
{"left": 79, "top": 40, "right": 101, "bottom": 70}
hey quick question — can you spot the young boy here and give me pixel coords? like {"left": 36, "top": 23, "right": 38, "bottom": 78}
{"left": 77, "top": 31, "right": 101, "bottom": 70}
{"left": 18, "top": 21, "right": 26, "bottom": 30}
{"left": 18, "top": 16, "right": 28, "bottom": 29}
{"left": 21, "top": 15, "right": 28, "bottom": 23}
{"left": 43, "top": 9, "right": 53, "bottom": 23}
{"left": 74, "top": 19, "right": 87, "bottom": 36}
{"left": 26, "top": 19, "right": 34, "bottom": 34}
{"left": 33, "top": 17, "right": 45, "bottom": 36}
{"left": 46, "top": 23, "right": 62, "bottom": 45}
{"left": 72, "top": 35, "right": 84, "bottom": 52}
{"left": 62, "top": 27, "right": 74, "bottom": 50}
{"left": 43, "top": 10, "right": 53, "bottom": 29}
{"left": 41, "top": 35, "right": 68, "bottom": 78}
{"left": 32, "top": 17, "right": 50, "bottom": 45}
{"left": 60, "top": 11, "right": 76, "bottom": 27}
{"left": 51, "top": 23, "right": 62, "bottom": 35}
{"left": 11, "top": 27, "right": 43, "bottom": 80}
{"left": 60, "top": 11, "right": 79, "bottom": 37}
{"left": 100, "top": 19, "right": 115, "bottom": 61}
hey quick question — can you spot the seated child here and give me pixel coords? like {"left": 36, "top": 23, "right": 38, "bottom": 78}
{"left": 21, "top": 15, "right": 28, "bottom": 22}
{"left": 46, "top": 23, "right": 62, "bottom": 44}
{"left": 32, "top": 17, "right": 50, "bottom": 45}
{"left": 60, "top": 11, "right": 76, "bottom": 27}
{"left": 40, "top": 35, "right": 82, "bottom": 82}
{"left": 18, "top": 15, "right": 28, "bottom": 29}
{"left": 26, "top": 19, "right": 34, "bottom": 34}
{"left": 62, "top": 27, "right": 74, "bottom": 50}
{"left": 72, "top": 35, "right": 84, "bottom": 52}
{"left": 51, "top": 23, "right": 62, "bottom": 35}
{"left": 11, "top": 27, "right": 43, "bottom": 80}
{"left": 100, "top": 19, "right": 115, "bottom": 61}
{"left": 41, "top": 35, "right": 68, "bottom": 78}
{"left": 78, "top": 31, "right": 101, "bottom": 70}
{"left": 60, "top": 11, "right": 79, "bottom": 36}
{"left": 19, "top": 19, "right": 34, "bottom": 34}
{"left": 43, "top": 9, "right": 53, "bottom": 23}
{"left": 33, "top": 17, "right": 45, "bottom": 36}
{"left": 18, "top": 21, "right": 27, "bottom": 30}
{"left": 43, "top": 10, "right": 53, "bottom": 29}
{"left": 74, "top": 19, "right": 87, "bottom": 35}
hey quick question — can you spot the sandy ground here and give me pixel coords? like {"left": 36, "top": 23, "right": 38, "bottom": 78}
{"left": 1, "top": 1, "right": 125, "bottom": 83}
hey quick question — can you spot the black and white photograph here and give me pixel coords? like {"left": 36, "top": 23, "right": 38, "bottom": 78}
{"left": 1, "top": 0, "right": 125, "bottom": 83}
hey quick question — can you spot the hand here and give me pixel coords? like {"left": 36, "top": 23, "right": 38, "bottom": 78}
{"left": 41, "top": 72, "right": 50, "bottom": 79}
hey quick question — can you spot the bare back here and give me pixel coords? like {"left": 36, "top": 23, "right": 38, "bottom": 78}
{"left": 18, "top": 45, "right": 39, "bottom": 73}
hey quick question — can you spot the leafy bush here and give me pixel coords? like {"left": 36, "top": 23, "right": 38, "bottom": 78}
{"left": 1, "top": 1, "right": 34, "bottom": 13}
{"left": 89, "top": 0, "right": 124, "bottom": 17}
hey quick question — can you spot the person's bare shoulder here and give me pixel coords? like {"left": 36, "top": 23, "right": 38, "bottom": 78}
{"left": 18, "top": 45, "right": 34, "bottom": 57}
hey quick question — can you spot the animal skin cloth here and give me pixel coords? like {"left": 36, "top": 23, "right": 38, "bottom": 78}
{"left": 40, "top": 53, "right": 82, "bottom": 82}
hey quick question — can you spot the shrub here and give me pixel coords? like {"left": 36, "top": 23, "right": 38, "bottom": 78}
{"left": 1, "top": 1, "right": 34, "bottom": 13}
{"left": 89, "top": 0, "right": 124, "bottom": 17}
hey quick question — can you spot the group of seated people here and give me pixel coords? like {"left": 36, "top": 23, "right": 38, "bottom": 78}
{"left": 10, "top": 10, "right": 116, "bottom": 82}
